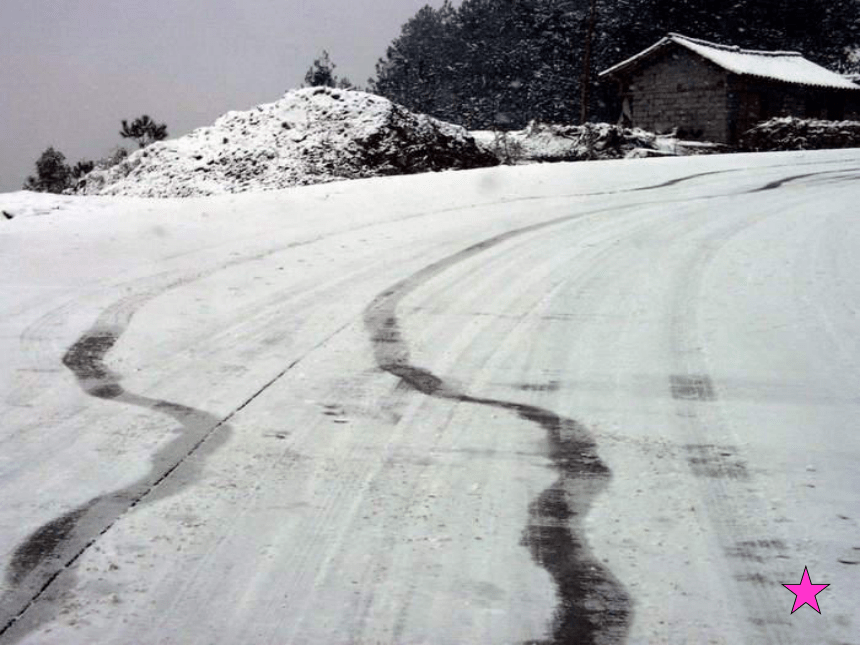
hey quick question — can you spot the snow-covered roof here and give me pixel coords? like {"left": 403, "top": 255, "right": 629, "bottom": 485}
{"left": 600, "top": 33, "right": 860, "bottom": 90}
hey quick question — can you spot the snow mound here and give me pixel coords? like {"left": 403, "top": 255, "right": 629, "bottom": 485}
{"left": 739, "top": 117, "right": 860, "bottom": 151}
{"left": 76, "top": 87, "right": 497, "bottom": 198}
{"left": 472, "top": 122, "right": 726, "bottom": 163}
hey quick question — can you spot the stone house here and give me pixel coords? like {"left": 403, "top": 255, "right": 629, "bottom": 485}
{"left": 599, "top": 33, "right": 860, "bottom": 144}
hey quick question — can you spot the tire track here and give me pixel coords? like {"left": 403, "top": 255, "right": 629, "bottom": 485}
{"left": 363, "top": 213, "right": 634, "bottom": 645}
{"left": 0, "top": 234, "right": 358, "bottom": 641}
{"left": 750, "top": 167, "right": 860, "bottom": 192}
{"left": 0, "top": 313, "right": 240, "bottom": 633}
{"left": 0, "top": 323, "right": 235, "bottom": 641}
{"left": 665, "top": 196, "right": 806, "bottom": 642}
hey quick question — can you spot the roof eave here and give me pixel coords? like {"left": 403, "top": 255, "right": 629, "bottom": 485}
{"left": 729, "top": 71, "right": 860, "bottom": 91}
{"left": 598, "top": 37, "right": 672, "bottom": 78}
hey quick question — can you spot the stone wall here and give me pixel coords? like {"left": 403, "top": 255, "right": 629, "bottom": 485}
{"left": 626, "top": 46, "right": 729, "bottom": 142}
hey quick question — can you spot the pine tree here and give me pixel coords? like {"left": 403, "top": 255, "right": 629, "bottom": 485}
{"left": 71, "top": 160, "right": 95, "bottom": 180}
{"left": 303, "top": 50, "right": 339, "bottom": 87}
{"left": 23, "top": 147, "right": 71, "bottom": 193}
{"left": 371, "top": 0, "right": 588, "bottom": 128}
{"left": 528, "top": 1, "right": 585, "bottom": 123}
{"left": 120, "top": 115, "right": 168, "bottom": 148}
{"left": 369, "top": 3, "right": 460, "bottom": 117}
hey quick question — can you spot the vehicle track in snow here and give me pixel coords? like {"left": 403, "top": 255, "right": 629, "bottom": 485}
{"left": 0, "top": 324, "right": 234, "bottom": 640}
{"left": 663, "top": 173, "right": 860, "bottom": 641}
{"left": 363, "top": 211, "right": 636, "bottom": 644}
{"left": 0, "top": 235, "right": 357, "bottom": 641}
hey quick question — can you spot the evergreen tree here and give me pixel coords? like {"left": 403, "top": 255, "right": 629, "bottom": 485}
{"left": 303, "top": 50, "right": 339, "bottom": 87}
{"left": 369, "top": 3, "right": 460, "bottom": 116}
{"left": 23, "top": 147, "right": 71, "bottom": 193}
{"left": 71, "top": 160, "right": 95, "bottom": 180}
{"left": 120, "top": 115, "right": 168, "bottom": 148}
{"left": 528, "top": 1, "right": 584, "bottom": 123}
{"left": 371, "top": 0, "right": 592, "bottom": 128}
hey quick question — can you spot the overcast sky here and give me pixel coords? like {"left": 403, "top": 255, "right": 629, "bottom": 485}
{"left": 0, "top": 0, "right": 451, "bottom": 193}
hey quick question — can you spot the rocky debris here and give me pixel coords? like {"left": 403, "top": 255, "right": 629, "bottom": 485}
{"left": 473, "top": 121, "right": 726, "bottom": 164}
{"left": 75, "top": 87, "right": 497, "bottom": 198}
{"left": 739, "top": 117, "right": 860, "bottom": 152}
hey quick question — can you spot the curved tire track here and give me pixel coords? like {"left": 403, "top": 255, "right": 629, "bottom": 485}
{"left": 0, "top": 237, "right": 345, "bottom": 641}
{"left": 363, "top": 214, "right": 633, "bottom": 644}
{"left": 0, "top": 320, "right": 235, "bottom": 641}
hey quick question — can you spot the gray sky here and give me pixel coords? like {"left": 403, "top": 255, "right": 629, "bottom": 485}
{"left": 0, "top": 0, "right": 447, "bottom": 192}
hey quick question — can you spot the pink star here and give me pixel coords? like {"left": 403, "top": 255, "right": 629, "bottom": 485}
{"left": 783, "top": 567, "right": 829, "bottom": 614}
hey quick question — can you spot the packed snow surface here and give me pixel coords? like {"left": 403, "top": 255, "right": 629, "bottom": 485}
{"left": 77, "top": 87, "right": 496, "bottom": 198}
{"left": 2, "top": 150, "right": 860, "bottom": 644}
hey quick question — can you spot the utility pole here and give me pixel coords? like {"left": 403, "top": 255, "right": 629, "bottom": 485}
{"left": 580, "top": 0, "right": 598, "bottom": 124}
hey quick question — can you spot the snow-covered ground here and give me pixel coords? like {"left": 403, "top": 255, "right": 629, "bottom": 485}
{"left": 1, "top": 149, "right": 859, "bottom": 644}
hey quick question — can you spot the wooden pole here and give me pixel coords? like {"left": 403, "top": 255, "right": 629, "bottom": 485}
{"left": 580, "top": 0, "right": 598, "bottom": 124}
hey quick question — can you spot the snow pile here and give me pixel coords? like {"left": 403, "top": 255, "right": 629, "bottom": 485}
{"left": 472, "top": 121, "right": 725, "bottom": 163}
{"left": 76, "top": 87, "right": 497, "bottom": 198}
{"left": 739, "top": 117, "right": 860, "bottom": 151}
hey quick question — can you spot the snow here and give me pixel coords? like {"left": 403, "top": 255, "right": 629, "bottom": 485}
{"left": 740, "top": 116, "right": 860, "bottom": 151}
{"left": 0, "top": 192, "right": 86, "bottom": 220}
{"left": 76, "top": 87, "right": 495, "bottom": 198}
{"left": 2, "top": 149, "right": 860, "bottom": 644}
{"left": 600, "top": 33, "right": 860, "bottom": 90}
{"left": 471, "top": 121, "right": 725, "bottom": 163}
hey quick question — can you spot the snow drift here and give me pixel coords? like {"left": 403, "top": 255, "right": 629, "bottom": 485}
{"left": 76, "top": 87, "right": 497, "bottom": 198}
{"left": 472, "top": 121, "right": 725, "bottom": 164}
{"left": 739, "top": 117, "right": 860, "bottom": 152}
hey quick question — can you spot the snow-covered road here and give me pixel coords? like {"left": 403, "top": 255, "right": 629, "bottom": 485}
{"left": 1, "top": 150, "right": 859, "bottom": 644}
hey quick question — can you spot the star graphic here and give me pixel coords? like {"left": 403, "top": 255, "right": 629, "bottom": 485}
{"left": 783, "top": 567, "right": 829, "bottom": 614}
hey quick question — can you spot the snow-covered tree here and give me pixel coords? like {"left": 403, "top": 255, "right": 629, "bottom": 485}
{"left": 120, "top": 115, "right": 168, "bottom": 148}
{"left": 70, "top": 160, "right": 95, "bottom": 180}
{"left": 303, "top": 50, "right": 339, "bottom": 87}
{"left": 23, "top": 147, "right": 71, "bottom": 193}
